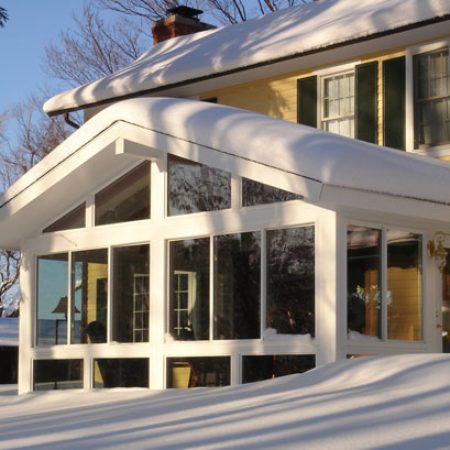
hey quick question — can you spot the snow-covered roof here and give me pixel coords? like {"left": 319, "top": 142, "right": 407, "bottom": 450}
{"left": 3, "top": 97, "right": 450, "bottom": 249}
{"left": 44, "top": 0, "right": 450, "bottom": 115}
{"left": 0, "top": 318, "right": 18, "bottom": 347}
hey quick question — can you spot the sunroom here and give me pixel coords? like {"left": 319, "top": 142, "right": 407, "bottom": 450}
{"left": 2, "top": 98, "right": 450, "bottom": 394}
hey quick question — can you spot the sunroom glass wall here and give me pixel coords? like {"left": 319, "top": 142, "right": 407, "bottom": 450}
{"left": 72, "top": 249, "right": 108, "bottom": 344}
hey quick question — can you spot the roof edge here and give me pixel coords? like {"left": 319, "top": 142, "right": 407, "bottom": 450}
{"left": 45, "top": 13, "right": 450, "bottom": 117}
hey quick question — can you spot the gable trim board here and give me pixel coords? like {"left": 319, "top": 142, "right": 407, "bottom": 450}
{"left": 43, "top": 0, "right": 450, "bottom": 116}
{"left": 3, "top": 98, "right": 450, "bottom": 249}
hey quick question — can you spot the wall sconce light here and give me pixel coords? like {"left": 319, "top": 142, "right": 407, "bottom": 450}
{"left": 428, "top": 232, "right": 448, "bottom": 273}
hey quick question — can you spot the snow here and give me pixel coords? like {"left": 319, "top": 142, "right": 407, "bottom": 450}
{"left": 43, "top": 0, "right": 450, "bottom": 114}
{"left": 43, "top": 97, "right": 450, "bottom": 206}
{"left": 1, "top": 354, "right": 449, "bottom": 449}
{"left": 0, "top": 318, "right": 18, "bottom": 347}
{"left": 4, "top": 96, "right": 450, "bottom": 250}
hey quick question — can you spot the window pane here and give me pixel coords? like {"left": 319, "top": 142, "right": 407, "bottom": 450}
{"left": 169, "top": 239, "right": 209, "bottom": 340}
{"left": 167, "top": 357, "right": 230, "bottom": 388}
{"left": 113, "top": 245, "right": 149, "bottom": 343}
{"left": 72, "top": 249, "right": 108, "bottom": 344}
{"left": 387, "top": 231, "right": 422, "bottom": 340}
{"left": 242, "top": 355, "right": 315, "bottom": 383}
{"left": 36, "top": 254, "right": 68, "bottom": 346}
{"left": 168, "top": 155, "right": 231, "bottom": 216}
{"left": 266, "top": 227, "right": 315, "bottom": 336}
{"left": 415, "top": 49, "right": 450, "bottom": 146}
{"left": 322, "top": 72, "right": 355, "bottom": 138}
{"left": 242, "top": 178, "right": 302, "bottom": 207}
{"left": 95, "top": 162, "right": 150, "bottom": 226}
{"left": 93, "top": 358, "right": 149, "bottom": 388}
{"left": 214, "top": 232, "right": 261, "bottom": 340}
{"left": 43, "top": 203, "right": 85, "bottom": 233}
{"left": 33, "top": 359, "right": 83, "bottom": 391}
{"left": 347, "top": 226, "right": 382, "bottom": 338}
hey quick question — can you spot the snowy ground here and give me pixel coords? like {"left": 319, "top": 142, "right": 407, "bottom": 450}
{"left": 1, "top": 354, "right": 450, "bottom": 449}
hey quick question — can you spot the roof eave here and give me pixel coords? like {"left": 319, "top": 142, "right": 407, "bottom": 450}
{"left": 45, "top": 14, "right": 450, "bottom": 117}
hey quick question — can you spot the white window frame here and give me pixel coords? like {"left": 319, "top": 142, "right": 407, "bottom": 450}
{"left": 344, "top": 219, "right": 429, "bottom": 356}
{"left": 406, "top": 38, "right": 450, "bottom": 157}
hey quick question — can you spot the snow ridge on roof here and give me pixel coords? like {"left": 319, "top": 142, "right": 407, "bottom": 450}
{"left": 19, "top": 97, "right": 450, "bottom": 207}
{"left": 44, "top": 0, "right": 450, "bottom": 115}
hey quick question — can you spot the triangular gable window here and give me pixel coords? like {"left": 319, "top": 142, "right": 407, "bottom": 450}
{"left": 242, "top": 178, "right": 302, "bottom": 207}
{"left": 168, "top": 155, "right": 231, "bottom": 216}
{"left": 95, "top": 162, "right": 150, "bottom": 226}
{"left": 43, "top": 203, "right": 86, "bottom": 233}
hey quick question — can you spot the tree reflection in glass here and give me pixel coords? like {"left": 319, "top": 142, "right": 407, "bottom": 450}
{"left": 266, "top": 227, "right": 315, "bottom": 336}
{"left": 36, "top": 253, "right": 69, "bottom": 346}
{"left": 169, "top": 238, "right": 210, "bottom": 340}
{"left": 214, "top": 232, "right": 261, "bottom": 340}
{"left": 168, "top": 155, "right": 231, "bottom": 215}
{"left": 242, "top": 178, "right": 302, "bottom": 207}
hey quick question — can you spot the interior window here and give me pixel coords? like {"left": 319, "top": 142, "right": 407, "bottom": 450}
{"left": 168, "top": 154, "right": 231, "bottom": 216}
{"left": 95, "top": 162, "right": 150, "bottom": 226}
{"left": 43, "top": 203, "right": 85, "bottom": 233}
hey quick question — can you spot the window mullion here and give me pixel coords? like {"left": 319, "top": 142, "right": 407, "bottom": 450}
{"left": 210, "top": 236, "right": 215, "bottom": 341}
{"left": 381, "top": 229, "right": 388, "bottom": 340}
{"left": 67, "top": 251, "right": 73, "bottom": 345}
{"left": 260, "top": 229, "right": 267, "bottom": 339}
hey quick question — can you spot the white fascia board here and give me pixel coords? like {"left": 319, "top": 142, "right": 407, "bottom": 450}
{"left": 320, "top": 185, "right": 450, "bottom": 231}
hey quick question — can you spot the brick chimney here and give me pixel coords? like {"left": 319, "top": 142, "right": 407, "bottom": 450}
{"left": 152, "top": 6, "right": 216, "bottom": 45}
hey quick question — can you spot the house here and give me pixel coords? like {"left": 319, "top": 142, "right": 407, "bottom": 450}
{"left": 0, "top": 0, "right": 450, "bottom": 394}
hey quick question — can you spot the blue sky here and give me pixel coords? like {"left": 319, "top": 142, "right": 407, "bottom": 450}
{"left": 0, "top": 0, "right": 86, "bottom": 114}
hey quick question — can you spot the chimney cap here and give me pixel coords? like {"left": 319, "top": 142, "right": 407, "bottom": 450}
{"left": 166, "top": 6, "right": 203, "bottom": 21}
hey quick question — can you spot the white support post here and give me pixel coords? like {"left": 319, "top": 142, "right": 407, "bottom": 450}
{"left": 18, "top": 251, "right": 34, "bottom": 394}
{"left": 315, "top": 210, "right": 339, "bottom": 367}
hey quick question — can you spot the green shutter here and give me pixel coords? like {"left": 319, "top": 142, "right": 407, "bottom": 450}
{"left": 297, "top": 76, "right": 317, "bottom": 128}
{"left": 383, "top": 57, "right": 406, "bottom": 150}
{"left": 356, "top": 61, "right": 378, "bottom": 143}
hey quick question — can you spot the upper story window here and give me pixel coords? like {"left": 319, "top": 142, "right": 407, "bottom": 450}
{"left": 168, "top": 154, "right": 231, "bottom": 216}
{"left": 414, "top": 47, "right": 450, "bottom": 148}
{"left": 321, "top": 72, "right": 355, "bottom": 138}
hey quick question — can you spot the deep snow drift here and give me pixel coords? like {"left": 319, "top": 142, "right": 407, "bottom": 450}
{"left": 1, "top": 354, "right": 450, "bottom": 449}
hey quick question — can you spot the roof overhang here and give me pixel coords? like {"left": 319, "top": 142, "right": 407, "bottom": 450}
{"left": 43, "top": 0, "right": 450, "bottom": 116}
{"left": 2, "top": 98, "right": 450, "bottom": 249}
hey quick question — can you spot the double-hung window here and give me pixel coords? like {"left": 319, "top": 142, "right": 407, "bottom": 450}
{"left": 414, "top": 47, "right": 450, "bottom": 147}
{"left": 321, "top": 72, "right": 355, "bottom": 138}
